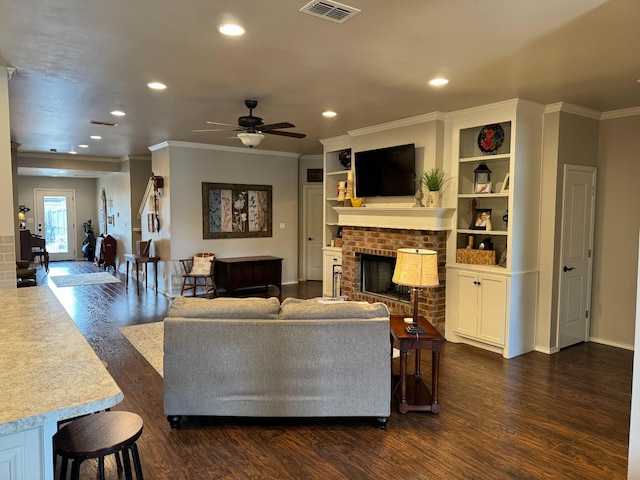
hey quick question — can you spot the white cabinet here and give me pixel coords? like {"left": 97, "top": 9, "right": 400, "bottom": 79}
{"left": 0, "top": 427, "right": 43, "bottom": 480}
{"left": 322, "top": 247, "right": 342, "bottom": 297}
{"left": 445, "top": 99, "right": 543, "bottom": 358}
{"left": 451, "top": 269, "right": 507, "bottom": 346}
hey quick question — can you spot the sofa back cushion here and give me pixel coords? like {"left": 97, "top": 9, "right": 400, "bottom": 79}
{"left": 279, "top": 297, "right": 389, "bottom": 319}
{"left": 168, "top": 296, "right": 280, "bottom": 319}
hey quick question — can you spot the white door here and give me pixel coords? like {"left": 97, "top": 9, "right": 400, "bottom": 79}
{"left": 304, "top": 186, "right": 324, "bottom": 281}
{"left": 34, "top": 189, "right": 77, "bottom": 261}
{"left": 557, "top": 165, "right": 597, "bottom": 349}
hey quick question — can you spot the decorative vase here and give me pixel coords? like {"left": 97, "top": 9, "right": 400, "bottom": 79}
{"left": 414, "top": 181, "right": 424, "bottom": 207}
{"left": 428, "top": 191, "right": 441, "bottom": 208}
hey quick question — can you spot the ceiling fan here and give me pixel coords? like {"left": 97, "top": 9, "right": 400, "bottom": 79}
{"left": 193, "top": 99, "right": 306, "bottom": 147}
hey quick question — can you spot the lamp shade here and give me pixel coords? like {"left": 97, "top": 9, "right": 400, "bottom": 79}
{"left": 392, "top": 248, "right": 439, "bottom": 287}
{"left": 237, "top": 132, "right": 265, "bottom": 147}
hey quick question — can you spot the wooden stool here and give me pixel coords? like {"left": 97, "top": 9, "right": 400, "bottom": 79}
{"left": 54, "top": 411, "right": 144, "bottom": 480}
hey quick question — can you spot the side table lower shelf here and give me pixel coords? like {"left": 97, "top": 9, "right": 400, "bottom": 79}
{"left": 389, "top": 314, "right": 444, "bottom": 414}
{"left": 392, "top": 368, "right": 439, "bottom": 414}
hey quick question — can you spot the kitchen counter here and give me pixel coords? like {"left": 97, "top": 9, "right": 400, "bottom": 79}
{"left": 0, "top": 286, "right": 123, "bottom": 479}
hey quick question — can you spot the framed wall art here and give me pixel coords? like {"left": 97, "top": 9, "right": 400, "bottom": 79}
{"left": 202, "top": 182, "right": 272, "bottom": 239}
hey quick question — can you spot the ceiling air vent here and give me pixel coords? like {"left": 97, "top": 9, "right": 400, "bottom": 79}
{"left": 90, "top": 120, "right": 119, "bottom": 127}
{"left": 300, "top": 0, "right": 361, "bottom": 23}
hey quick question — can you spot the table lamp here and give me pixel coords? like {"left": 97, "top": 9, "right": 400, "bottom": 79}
{"left": 392, "top": 248, "right": 439, "bottom": 324}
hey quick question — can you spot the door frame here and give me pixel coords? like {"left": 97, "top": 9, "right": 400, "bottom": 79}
{"left": 302, "top": 184, "right": 323, "bottom": 281}
{"left": 33, "top": 188, "right": 78, "bottom": 261}
{"left": 555, "top": 164, "right": 597, "bottom": 349}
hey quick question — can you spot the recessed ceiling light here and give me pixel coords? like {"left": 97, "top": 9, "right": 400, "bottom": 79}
{"left": 147, "top": 82, "right": 167, "bottom": 90}
{"left": 68, "top": 147, "right": 77, "bottom": 155}
{"left": 111, "top": 110, "right": 126, "bottom": 116}
{"left": 323, "top": 111, "right": 337, "bottom": 118}
{"left": 90, "top": 135, "right": 102, "bottom": 140}
{"left": 218, "top": 24, "right": 245, "bottom": 36}
{"left": 78, "top": 144, "right": 89, "bottom": 148}
{"left": 428, "top": 77, "right": 449, "bottom": 86}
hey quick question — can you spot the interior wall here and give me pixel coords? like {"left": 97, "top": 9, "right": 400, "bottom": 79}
{"left": 349, "top": 119, "right": 444, "bottom": 206}
{"left": 591, "top": 115, "right": 640, "bottom": 347}
{"left": 17, "top": 176, "right": 97, "bottom": 260}
{"left": 96, "top": 164, "right": 134, "bottom": 272}
{"left": 536, "top": 111, "right": 561, "bottom": 351}
{"left": 0, "top": 67, "right": 15, "bottom": 289}
{"left": 150, "top": 142, "right": 299, "bottom": 296}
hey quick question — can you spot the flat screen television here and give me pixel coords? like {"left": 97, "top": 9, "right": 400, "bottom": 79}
{"left": 354, "top": 143, "right": 416, "bottom": 197}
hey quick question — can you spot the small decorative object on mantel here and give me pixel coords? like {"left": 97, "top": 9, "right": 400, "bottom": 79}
{"left": 338, "top": 149, "right": 352, "bottom": 169}
{"left": 421, "top": 167, "right": 451, "bottom": 208}
{"left": 350, "top": 196, "right": 364, "bottom": 207}
{"left": 477, "top": 123, "right": 505, "bottom": 154}
{"left": 473, "top": 163, "right": 492, "bottom": 194}
{"left": 336, "top": 181, "right": 346, "bottom": 207}
{"left": 413, "top": 179, "right": 424, "bottom": 207}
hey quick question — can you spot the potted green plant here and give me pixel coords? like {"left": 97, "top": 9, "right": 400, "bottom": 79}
{"left": 421, "top": 168, "right": 451, "bottom": 207}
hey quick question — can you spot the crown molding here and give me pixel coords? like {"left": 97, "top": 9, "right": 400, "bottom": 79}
{"left": 17, "top": 151, "right": 121, "bottom": 163}
{"left": 348, "top": 111, "right": 445, "bottom": 137}
{"left": 148, "top": 140, "right": 300, "bottom": 158}
{"left": 544, "top": 102, "right": 601, "bottom": 119}
{"left": 601, "top": 106, "right": 640, "bottom": 120}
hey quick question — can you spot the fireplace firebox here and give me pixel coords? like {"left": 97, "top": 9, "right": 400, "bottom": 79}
{"left": 360, "top": 254, "right": 410, "bottom": 303}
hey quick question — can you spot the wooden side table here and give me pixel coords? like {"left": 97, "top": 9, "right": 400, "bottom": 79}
{"left": 125, "top": 254, "right": 160, "bottom": 295}
{"left": 389, "top": 314, "right": 444, "bottom": 414}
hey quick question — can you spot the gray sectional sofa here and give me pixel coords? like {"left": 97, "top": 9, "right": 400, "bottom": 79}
{"left": 163, "top": 296, "right": 391, "bottom": 428}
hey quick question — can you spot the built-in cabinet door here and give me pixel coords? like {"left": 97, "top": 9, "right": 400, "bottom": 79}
{"left": 454, "top": 269, "right": 479, "bottom": 338}
{"left": 477, "top": 273, "right": 507, "bottom": 345}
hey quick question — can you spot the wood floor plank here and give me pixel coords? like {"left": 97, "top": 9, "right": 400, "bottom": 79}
{"left": 38, "top": 261, "right": 631, "bottom": 479}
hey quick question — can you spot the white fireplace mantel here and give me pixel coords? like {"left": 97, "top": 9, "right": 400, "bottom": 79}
{"left": 332, "top": 206, "right": 455, "bottom": 231}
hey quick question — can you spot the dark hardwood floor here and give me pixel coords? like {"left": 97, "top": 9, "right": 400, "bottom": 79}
{"left": 40, "top": 261, "right": 631, "bottom": 479}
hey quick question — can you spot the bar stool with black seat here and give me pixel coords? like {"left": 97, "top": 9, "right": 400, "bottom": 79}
{"left": 53, "top": 410, "right": 144, "bottom": 480}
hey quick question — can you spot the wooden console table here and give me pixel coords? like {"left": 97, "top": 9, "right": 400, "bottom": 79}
{"left": 390, "top": 314, "right": 444, "bottom": 414}
{"left": 124, "top": 254, "right": 160, "bottom": 295}
{"left": 214, "top": 256, "right": 283, "bottom": 296}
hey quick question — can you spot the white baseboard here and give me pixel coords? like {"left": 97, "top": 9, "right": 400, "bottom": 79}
{"left": 589, "top": 337, "right": 634, "bottom": 351}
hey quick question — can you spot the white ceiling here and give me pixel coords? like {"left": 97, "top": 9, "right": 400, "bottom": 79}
{"left": 2, "top": 0, "right": 639, "bottom": 173}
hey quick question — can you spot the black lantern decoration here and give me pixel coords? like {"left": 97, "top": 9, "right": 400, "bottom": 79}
{"left": 474, "top": 163, "right": 492, "bottom": 194}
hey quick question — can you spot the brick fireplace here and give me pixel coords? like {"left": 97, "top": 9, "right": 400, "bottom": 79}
{"left": 340, "top": 226, "right": 447, "bottom": 334}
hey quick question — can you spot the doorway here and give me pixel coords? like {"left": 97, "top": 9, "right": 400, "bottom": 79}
{"left": 34, "top": 189, "right": 77, "bottom": 261}
{"left": 303, "top": 185, "right": 323, "bottom": 281}
{"left": 557, "top": 165, "right": 597, "bottom": 349}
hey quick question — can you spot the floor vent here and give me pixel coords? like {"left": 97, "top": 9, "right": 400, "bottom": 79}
{"left": 90, "top": 120, "right": 119, "bottom": 127}
{"left": 299, "top": 0, "right": 361, "bottom": 23}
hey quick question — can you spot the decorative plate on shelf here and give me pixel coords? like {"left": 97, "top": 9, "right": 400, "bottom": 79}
{"left": 477, "top": 124, "right": 505, "bottom": 154}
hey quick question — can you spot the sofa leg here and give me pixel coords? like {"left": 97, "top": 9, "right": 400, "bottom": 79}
{"left": 167, "top": 415, "right": 182, "bottom": 428}
{"left": 376, "top": 417, "right": 389, "bottom": 429}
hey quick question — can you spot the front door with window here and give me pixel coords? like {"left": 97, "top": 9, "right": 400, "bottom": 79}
{"left": 34, "top": 189, "right": 77, "bottom": 261}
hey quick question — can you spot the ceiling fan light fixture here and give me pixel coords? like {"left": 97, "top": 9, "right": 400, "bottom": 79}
{"left": 218, "top": 24, "right": 246, "bottom": 36}
{"left": 237, "top": 132, "right": 264, "bottom": 148}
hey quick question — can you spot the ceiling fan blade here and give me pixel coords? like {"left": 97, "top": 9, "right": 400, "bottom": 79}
{"left": 205, "top": 121, "right": 236, "bottom": 127}
{"left": 260, "top": 122, "right": 295, "bottom": 130}
{"left": 264, "top": 130, "right": 307, "bottom": 139}
{"left": 192, "top": 127, "right": 235, "bottom": 133}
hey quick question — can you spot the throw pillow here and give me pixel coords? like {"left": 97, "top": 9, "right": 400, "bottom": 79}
{"left": 190, "top": 255, "right": 213, "bottom": 275}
